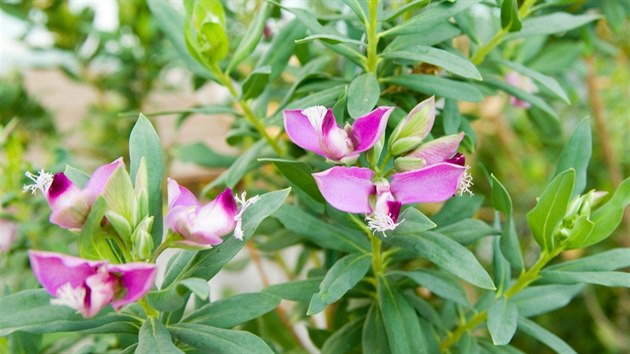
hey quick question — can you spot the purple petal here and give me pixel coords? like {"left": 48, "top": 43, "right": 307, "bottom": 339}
{"left": 83, "top": 270, "right": 116, "bottom": 317}
{"left": 407, "top": 132, "right": 464, "bottom": 165}
{"left": 351, "top": 106, "right": 394, "bottom": 153}
{"left": 167, "top": 178, "right": 200, "bottom": 209}
{"left": 390, "top": 163, "right": 467, "bottom": 204}
{"left": 83, "top": 158, "right": 125, "bottom": 203}
{"left": 387, "top": 201, "right": 402, "bottom": 223}
{"left": 312, "top": 167, "right": 375, "bottom": 213}
{"left": 47, "top": 173, "right": 90, "bottom": 229}
{"left": 47, "top": 173, "right": 80, "bottom": 208}
{"left": 446, "top": 153, "right": 466, "bottom": 166}
{"left": 283, "top": 109, "right": 325, "bottom": 156}
{"left": 189, "top": 188, "right": 238, "bottom": 244}
{"left": 107, "top": 262, "right": 157, "bottom": 310}
{"left": 321, "top": 110, "right": 354, "bottom": 160}
{"left": 28, "top": 250, "right": 104, "bottom": 296}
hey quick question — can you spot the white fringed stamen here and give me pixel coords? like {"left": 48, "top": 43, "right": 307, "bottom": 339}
{"left": 457, "top": 165, "right": 474, "bottom": 196}
{"left": 51, "top": 283, "right": 86, "bottom": 313}
{"left": 366, "top": 213, "right": 404, "bottom": 237}
{"left": 301, "top": 105, "right": 328, "bottom": 132}
{"left": 22, "top": 169, "right": 54, "bottom": 195}
{"left": 233, "top": 192, "right": 261, "bottom": 240}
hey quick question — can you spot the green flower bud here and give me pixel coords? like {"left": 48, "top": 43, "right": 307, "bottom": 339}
{"left": 394, "top": 156, "right": 427, "bottom": 172}
{"left": 133, "top": 229, "right": 153, "bottom": 260}
{"left": 391, "top": 136, "right": 425, "bottom": 156}
{"left": 105, "top": 210, "right": 132, "bottom": 240}
{"left": 389, "top": 96, "right": 435, "bottom": 154}
{"left": 366, "top": 134, "right": 385, "bottom": 167}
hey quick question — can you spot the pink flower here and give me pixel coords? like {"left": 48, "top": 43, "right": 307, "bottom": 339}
{"left": 284, "top": 106, "right": 394, "bottom": 164}
{"left": 313, "top": 161, "right": 471, "bottom": 234}
{"left": 166, "top": 179, "right": 258, "bottom": 247}
{"left": 505, "top": 72, "right": 538, "bottom": 108}
{"left": 23, "top": 158, "right": 124, "bottom": 229}
{"left": 28, "top": 250, "right": 156, "bottom": 318}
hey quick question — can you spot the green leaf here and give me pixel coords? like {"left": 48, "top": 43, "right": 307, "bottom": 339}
{"left": 271, "top": 85, "right": 346, "bottom": 124}
{"left": 393, "top": 269, "right": 470, "bottom": 307}
{"left": 565, "top": 215, "right": 595, "bottom": 250}
{"left": 482, "top": 75, "right": 558, "bottom": 118}
{"left": 432, "top": 195, "right": 484, "bottom": 226}
{"left": 136, "top": 318, "right": 183, "bottom": 354}
{"left": 183, "top": 292, "right": 280, "bottom": 328}
{"left": 242, "top": 66, "right": 271, "bottom": 100}
{"left": 389, "top": 208, "right": 436, "bottom": 236}
{"left": 204, "top": 140, "right": 266, "bottom": 191}
{"left": 179, "top": 278, "right": 209, "bottom": 300}
{"left": 343, "top": 0, "right": 369, "bottom": 23}
{"left": 545, "top": 248, "right": 630, "bottom": 272}
{"left": 295, "top": 33, "right": 365, "bottom": 46}
{"left": 63, "top": 165, "right": 89, "bottom": 188}
{"left": 583, "top": 177, "right": 630, "bottom": 247}
{"left": 161, "top": 250, "right": 197, "bottom": 289}
{"left": 436, "top": 219, "right": 499, "bottom": 246}
{"left": 500, "top": 0, "right": 521, "bottom": 32}
{"left": 381, "top": 0, "right": 430, "bottom": 21}
{"left": 382, "top": 0, "right": 479, "bottom": 37}
{"left": 517, "top": 317, "right": 577, "bottom": 354}
{"left": 387, "top": 231, "right": 495, "bottom": 290}
{"left": 260, "top": 158, "right": 325, "bottom": 203}
{"left": 385, "top": 23, "right": 461, "bottom": 50}
{"left": 257, "top": 19, "right": 307, "bottom": 80}
{"left": 526, "top": 169, "right": 575, "bottom": 251}
{"left": 494, "top": 59, "right": 570, "bottom": 103}
{"left": 172, "top": 142, "right": 236, "bottom": 168}
{"left": 491, "top": 175, "right": 523, "bottom": 271}
{"left": 539, "top": 271, "right": 630, "bottom": 288}
{"left": 384, "top": 75, "right": 484, "bottom": 102}
{"left": 321, "top": 317, "right": 363, "bottom": 354}
{"left": 130, "top": 114, "right": 164, "bottom": 249}
{"left": 378, "top": 276, "right": 430, "bottom": 354}
{"left": 308, "top": 253, "right": 372, "bottom": 315}
{"left": 227, "top": 2, "right": 270, "bottom": 73}
{"left": 147, "top": 0, "right": 214, "bottom": 79}
{"left": 78, "top": 197, "right": 116, "bottom": 261}
{"left": 263, "top": 278, "right": 323, "bottom": 302}
{"left": 169, "top": 323, "right": 273, "bottom": 354}
{"left": 487, "top": 298, "right": 518, "bottom": 345}
{"left": 273, "top": 205, "right": 370, "bottom": 253}
{"left": 508, "top": 13, "right": 600, "bottom": 38}
{"left": 0, "top": 290, "right": 138, "bottom": 336}
{"left": 347, "top": 73, "right": 380, "bottom": 118}
{"left": 362, "top": 303, "right": 391, "bottom": 354}
{"left": 512, "top": 284, "right": 583, "bottom": 317}
{"left": 382, "top": 48, "right": 482, "bottom": 80}
{"left": 555, "top": 119, "right": 592, "bottom": 197}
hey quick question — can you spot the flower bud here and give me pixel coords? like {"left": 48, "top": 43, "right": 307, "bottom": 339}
{"left": 394, "top": 156, "right": 427, "bottom": 172}
{"left": 131, "top": 216, "right": 154, "bottom": 260}
{"left": 106, "top": 211, "right": 132, "bottom": 240}
{"left": 389, "top": 96, "right": 435, "bottom": 154}
{"left": 390, "top": 136, "right": 425, "bottom": 156}
{"left": 366, "top": 134, "right": 385, "bottom": 167}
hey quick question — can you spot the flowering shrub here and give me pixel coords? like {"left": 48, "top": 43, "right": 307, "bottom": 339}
{"left": 1, "top": 0, "right": 629, "bottom": 353}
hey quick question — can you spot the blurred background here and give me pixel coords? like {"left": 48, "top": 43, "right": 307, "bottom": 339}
{"left": 0, "top": 0, "right": 628, "bottom": 353}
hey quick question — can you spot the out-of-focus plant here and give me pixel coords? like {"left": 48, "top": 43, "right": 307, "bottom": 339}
{"left": 1, "top": 0, "right": 629, "bottom": 353}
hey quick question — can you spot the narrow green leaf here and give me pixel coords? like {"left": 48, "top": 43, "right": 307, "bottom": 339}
{"left": 381, "top": 0, "right": 430, "bottom": 21}
{"left": 382, "top": 0, "right": 479, "bottom": 37}
{"left": 393, "top": 269, "right": 470, "bottom": 307}
{"left": 271, "top": 85, "right": 346, "bottom": 124}
{"left": 384, "top": 23, "right": 461, "bottom": 50}
{"left": 491, "top": 174, "right": 513, "bottom": 216}
{"left": 257, "top": 19, "right": 307, "bottom": 80}
{"left": 343, "top": 0, "right": 369, "bottom": 23}
{"left": 500, "top": 0, "right": 522, "bottom": 32}
{"left": 508, "top": 13, "right": 600, "bottom": 38}
{"left": 378, "top": 277, "right": 429, "bottom": 354}
{"left": 539, "top": 271, "right": 630, "bottom": 288}
{"left": 384, "top": 75, "right": 484, "bottom": 102}
{"left": 296, "top": 33, "right": 365, "bottom": 46}
{"left": 227, "top": 2, "right": 270, "bottom": 73}
{"left": 169, "top": 323, "right": 273, "bottom": 354}
{"left": 130, "top": 114, "right": 164, "bottom": 249}
{"left": 242, "top": 66, "right": 271, "bottom": 100}
{"left": 387, "top": 231, "right": 495, "bottom": 290}
{"left": 260, "top": 158, "right": 325, "bottom": 203}
{"left": 321, "top": 317, "right": 363, "bottom": 354}
{"left": 362, "top": 303, "right": 391, "bottom": 354}
{"left": 583, "top": 177, "right": 630, "bottom": 247}
{"left": 183, "top": 292, "right": 280, "bottom": 328}
{"left": 487, "top": 298, "right": 518, "bottom": 345}
{"left": 389, "top": 208, "right": 436, "bottom": 236}
{"left": 136, "top": 318, "right": 183, "bottom": 354}
{"left": 348, "top": 73, "right": 380, "bottom": 118}
{"left": 78, "top": 197, "right": 116, "bottom": 261}
{"left": 179, "top": 278, "right": 209, "bottom": 300}
{"left": 517, "top": 316, "right": 577, "bottom": 354}
{"left": 546, "top": 248, "right": 630, "bottom": 272}
{"left": 512, "top": 284, "right": 583, "bottom": 317}
{"left": 172, "top": 142, "right": 236, "bottom": 168}
{"left": 526, "top": 169, "right": 575, "bottom": 251}
{"left": 491, "top": 175, "right": 524, "bottom": 270}
{"left": 382, "top": 48, "right": 482, "bottom": 80}
{"left": 494, "top": 60, "right": 570, "bottom": 103}
{"left": 274, "top": 205, "right": 370, "bottom": 253}
{"left": 263, "top": 278, "right": 323, "bottom": 302}
{"left": 482, "top": 75, "right": 558, "bottom": 118}
{"left": 308, "top": 253, "right": 371, "bottom": 315}
{"left": 204, "top": 140, "right": 266, "bottom": 191}
{"left": 63, "top": 165, "right": 89, "bottom": 188}
{"left": 436, "top": 219, "right": 499, "bottom": 246}
{"left": 432, "top": 195, "right": 484, "bottom": 226}
{"left": 555, "top": 119, "right": 592, "bottom": 197}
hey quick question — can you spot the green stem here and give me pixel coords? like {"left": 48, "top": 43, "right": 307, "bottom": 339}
{"left": 149, "top": 240, "right": 171, "bottom": 263}
{"left": 350, "top": 214, "right": 385, "bottom": 276}
{"left": 470, "top": 0, "right": 538, "bottom": 65}
{"left": 139, "top": 298, "right": 159, "bottom": 318}
{"left": 211, "top": 64, "right": 285, "bottom": 156}
{"left": 366, "top": 0, "right": 380, "bottom": 73}
{"left": 376, "top": 151, "right": 392, "bottom": 177}
{"left": 440, "top": 248, "right": 558, "bottom": 351}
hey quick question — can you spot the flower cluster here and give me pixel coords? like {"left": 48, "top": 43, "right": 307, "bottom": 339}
{"left": 23, "top": 158, "right": 257, "bottom": 318}
{"left": 284, "top": 97, "right": 472, "bottom": 234}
